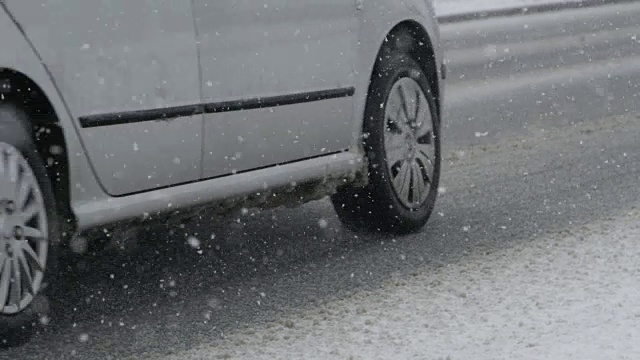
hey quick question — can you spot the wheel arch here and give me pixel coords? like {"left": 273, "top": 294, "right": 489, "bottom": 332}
{"left": 0, "top": 69, "right": 75, "bottom": 236}
{"left": 351, "top": 12, "right": 443, "bottom": 154}
{"left": 377, "top": 20, "right": 442, "bottom": 118}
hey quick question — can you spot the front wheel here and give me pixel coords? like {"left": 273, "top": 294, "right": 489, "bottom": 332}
{"left": 332, "top": 53, "right": 441, "bottom": 234}
{"left": 0, "top": 105, "right": 59, "bottom": 347}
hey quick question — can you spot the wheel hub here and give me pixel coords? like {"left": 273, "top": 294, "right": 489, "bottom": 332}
{"left": 404, "top": 133, "right": 417, "bottom": 158}
{"left": 1, "top": 210, "right": 22, "bottom": 240}
{"left": 13, "top": 225, "right": 24, "bottom": 240}
{"left": 383, "top": 78, "right": 436, "bottom": 209}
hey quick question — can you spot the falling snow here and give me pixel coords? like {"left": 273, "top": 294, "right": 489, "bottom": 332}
{"left": 187, "top": 236, "right": 201, "bottom": 249}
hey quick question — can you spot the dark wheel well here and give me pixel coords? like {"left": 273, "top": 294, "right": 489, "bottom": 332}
{"left": 375, "top": 21, "right": 441, "bottom": 116}
{"left": 0, "top": 69, "right": 74, "bottom": 237}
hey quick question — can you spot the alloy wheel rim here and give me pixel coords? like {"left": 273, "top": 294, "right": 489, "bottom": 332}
{"left": 0, "top": 142, "right": 48, "bottom": 315}
{"left": 383, "top": 77, "right": 436, "bottom": 209}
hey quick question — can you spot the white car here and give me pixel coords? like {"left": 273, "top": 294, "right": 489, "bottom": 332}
{"left": 0, "top": 0, "right": 444, "bottom": 344}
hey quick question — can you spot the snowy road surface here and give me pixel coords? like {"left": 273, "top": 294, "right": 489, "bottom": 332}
{"left": 4, "top": 2, "right": 640, "bottom": 360}
{"left": 160, "top": 210, "right": 640, "bottom": 360}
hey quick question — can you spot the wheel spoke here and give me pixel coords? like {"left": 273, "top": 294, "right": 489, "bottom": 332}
{"left": 15, "top": 180, "right": 31, "bottom": 212}
{"left": 22, "top": 226, "right": 44, "bottom": 240}
{"left": 17, "top": 202, "right": 40, "bottom": 225}
{"left": 416, "top": 100, "right": 433, "bottom": 135}
{"left": 384, "top": 133, "right": 406, "bottom": 167}
{"left": 416, "top": 142, "right": 436, "bottom": 161}
{"left": 386, "top": 97, "right": 411, "bottom": 135}
{"left": 407, "top": 162, "right": 415, "bottom": 204}
{"left": 414, "top": 87, "right": 423, "bottom": 124}
{"left": 17, "top": 252, "right": 35, "bottom": 295}
{"left": 398, "top": 113, "right": 412, "bottom": 134}
{"left": 412, "top": 161, "right": 427, "bottom": 203}
{"left": 415, "top": 149, "right": 434, "bottom": 184}
{"left": 8, "top": 151, "right": 19, "bottom": 184}
{"left": 397, "top": 84, "right": 413, "bottom": 122}
{"left": 0, "top": 257, "right": 11, "bottom": 309}
{"left": 22, "top": 244, "right": 43, "bottom": 272}
{"left": 392, "top": 161, "right": 408, "bottom": 191}
{"left": 396, "top": 84, "right": 408, "bottom": 120}
{"left": 10, "top": 257, "right": 21, "bottom": 307}
{"left": 409, "top": 164, "right": 417, "bottom": 203}
{"left": 393, "top": 161, "right": 412, "bottom": 203}
{"left": 401, "top": 163, "right": 413, "bottom": 202}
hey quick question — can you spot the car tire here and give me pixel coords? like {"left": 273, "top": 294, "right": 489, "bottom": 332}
{"left": 0, "top": 104, "right": 60, "bottom": 347}
{"left": 331, "top": 53, "right": 441, "bottom": 234}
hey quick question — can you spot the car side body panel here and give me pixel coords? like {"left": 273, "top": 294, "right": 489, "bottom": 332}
{"left": 4, "top": 1, "right": 204, "bottom": 196}
{"left": 1, "top": 1, "right": 442, "bottom": 233}
{"left": 194, "top": 0, "right": 359, "bottom": 178}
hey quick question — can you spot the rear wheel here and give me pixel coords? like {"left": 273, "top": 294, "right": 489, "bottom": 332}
{"left": 0, "top": 105, "right": 59, "bottom": 347}
{"left": 332, "top": 53, "right": 441, "bottom": 234}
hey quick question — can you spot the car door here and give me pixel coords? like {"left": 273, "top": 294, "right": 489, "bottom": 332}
{"left": 193, "top": 0, "right": 359, "bottom": 178}
{"left": 5, "top": 0, "right": 203, "bottom": 196}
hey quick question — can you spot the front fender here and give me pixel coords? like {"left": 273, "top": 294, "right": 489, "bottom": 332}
{"left": 351, "top": 0, "right": 443, "bottom": 146}
{"left": 0, "top": 6, "right": 107, "bottom": 222}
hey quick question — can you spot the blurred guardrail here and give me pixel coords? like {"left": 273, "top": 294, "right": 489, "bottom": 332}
{"left": 437, "top": 0, "right": 636, "bottom": 23}
{"left": 440, "top": 1, "right": 640, "bottom": 151}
